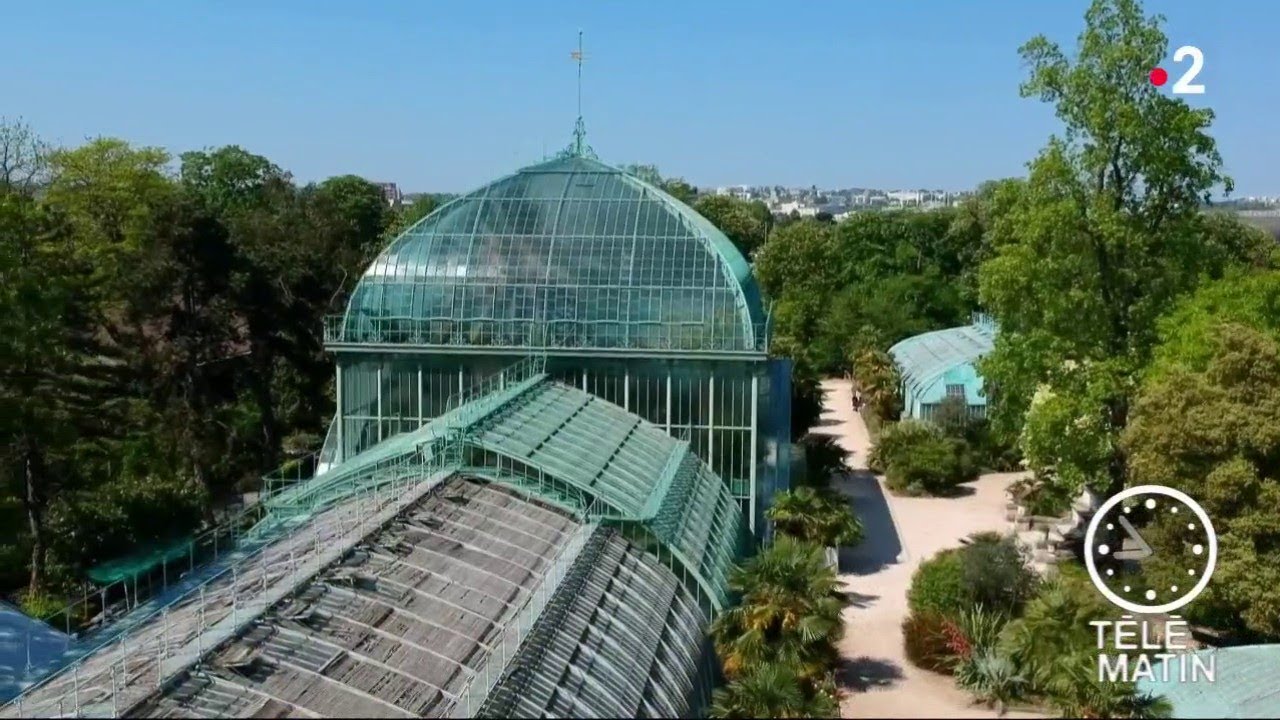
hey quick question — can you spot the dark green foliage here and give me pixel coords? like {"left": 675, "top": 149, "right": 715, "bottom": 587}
{"left": 755, "top": 209, "right": 988, "bottom": 377}
{"left": 873, "top": 421, "right": 979, "bottom": 495}
{"left": 711, "top": 536, "right": 847, "bottom": 682}
{"left": 933, "top": 397, "right": 1018, "bottom": 472}
{"left": 767, "top": 487, "right": 863, "bottom": 548}
{"left": 794, "top": 434, "right": 849, "bottom": 489}
{"left": 1010, "top": 475, "right": 1076, "bottom": 517}
{"left": 0, "top": 127, "right": 391, "bottom": 600}
{"left": 958, "top": 534, "right": 1040, "bottom": 615}
{"left": 788, "top": 362, "right": 825, "bottom": 440}
{"left": 710, "top": 662, "right": 839, "bottom": 719}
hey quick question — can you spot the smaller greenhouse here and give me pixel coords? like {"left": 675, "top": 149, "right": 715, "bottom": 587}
{"left": 888, "top": 315, "right": 996, "bottom": 422}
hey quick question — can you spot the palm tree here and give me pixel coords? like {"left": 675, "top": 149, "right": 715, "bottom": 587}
{"left": 767, "top": 486, "right": 863, "bottom": 547}
{"left": 711, "top": 536, "right": 848, "bottom": 682}
{"left": 999, "top": 571, "right": 1171, "bottom": 718}
{"left": 1039, "top": 650, "right": 1172, "bottom": 719}
{"left": 850, "top": 347, "right": 902, "bottom": 421}
{"left": 710, "top": 662, "right": 840, "bottom": 719}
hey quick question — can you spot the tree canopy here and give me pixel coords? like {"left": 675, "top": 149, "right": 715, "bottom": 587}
{"left": 978, "top": 0, "right": 1272, "bottom": 489}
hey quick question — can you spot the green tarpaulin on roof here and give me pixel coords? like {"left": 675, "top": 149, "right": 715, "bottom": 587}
{"left": 86, "top": 537, "right": 193, "bottom": 585}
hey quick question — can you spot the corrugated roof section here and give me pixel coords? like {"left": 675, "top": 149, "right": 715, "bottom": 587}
{"left": 1138, "top": 644, "right": 1280, "bottom": 718}
{"left": 479, "top": 528, "right": 709, "bottom": 719}
{"left": 468, "top": 380, "right": 747, "bottom": 610}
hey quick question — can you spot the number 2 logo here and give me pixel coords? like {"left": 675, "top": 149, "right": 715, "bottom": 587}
{"left": 1171, "top": 45, "right": 1205, "bottom": 95}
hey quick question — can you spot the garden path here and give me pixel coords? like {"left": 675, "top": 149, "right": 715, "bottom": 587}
{"left": 817, "top": 378, "right": 1042, "bottom": 719}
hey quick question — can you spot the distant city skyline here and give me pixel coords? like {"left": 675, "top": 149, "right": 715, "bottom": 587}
{"left": 5, "top": 1, "right": 1277, "bottom": 195}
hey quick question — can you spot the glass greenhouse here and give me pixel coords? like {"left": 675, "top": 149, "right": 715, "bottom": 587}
{"left": 888, "top": 314, "right": 996, "bottom": 421}
{"left": 325, "top": 141, "right": 790, "bottom": 533}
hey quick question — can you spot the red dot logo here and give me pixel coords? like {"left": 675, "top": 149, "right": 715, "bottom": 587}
{"left": 1150, "top": 67, "right": 1168, "bottom": 86}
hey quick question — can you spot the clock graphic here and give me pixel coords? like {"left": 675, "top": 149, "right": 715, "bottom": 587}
{"left": 1084, "top": 485, "right": 1217, "bottom": 614}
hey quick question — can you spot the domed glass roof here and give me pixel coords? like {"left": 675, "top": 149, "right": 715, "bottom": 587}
{"left": 337, "top": 153, "right": 766, "bottom": 353}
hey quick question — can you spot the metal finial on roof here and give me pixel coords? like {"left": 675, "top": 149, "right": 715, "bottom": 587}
{"left": 558, "top": 30, "right": 597, "bottom": 160}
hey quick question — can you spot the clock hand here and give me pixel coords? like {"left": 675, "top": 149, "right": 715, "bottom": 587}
{"left": 1113, "top": 515, "right": 1154, "bottom": 561}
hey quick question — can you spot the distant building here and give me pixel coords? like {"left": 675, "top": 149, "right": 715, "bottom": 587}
{"left": 375, "top": 182, "right": 402, "bottom": 206}
{"left": 888, "top": 315, "right": 997, "bottom": 421}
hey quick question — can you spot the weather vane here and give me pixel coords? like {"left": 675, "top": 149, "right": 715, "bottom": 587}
{"left": 562, "top": 30, "right": 596, "bottom": 159}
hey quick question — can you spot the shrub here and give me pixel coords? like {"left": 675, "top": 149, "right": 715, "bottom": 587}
{"left": 959, "top": 533, "right": 1040, "bottom": 615}
{"left": 954, "top": 649, "right": 1030, "bottom": 714}
{"left": 18, "top": 591, "right": 65, "bottom": 621}
{"left": 868, "top": 420, "right": 935, "bottom": 473}
{"left": 954, "top": 605, "right": 1009, "bottom": 656}
{"left": 909, "top": 537, "right": 1038, "bottom": 620}
{"left": 907, "top": 549, "right": 968, "bottom": 617}
{"left": 872, "top": 420, "right": 980, "bottom": 495}
{"left": 902, "top": 610, "right": 959, "bottom": 674}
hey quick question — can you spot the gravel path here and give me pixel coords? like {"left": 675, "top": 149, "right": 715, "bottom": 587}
{"left": 817, "top": 378, "right": 1040, "bottom": 719}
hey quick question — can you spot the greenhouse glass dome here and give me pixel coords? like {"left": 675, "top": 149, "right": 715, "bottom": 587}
{"left": 324, "top": 138, "right": 790, "bottom": 533}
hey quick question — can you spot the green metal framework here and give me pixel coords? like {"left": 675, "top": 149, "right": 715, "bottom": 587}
{"left": 260, "top": 361, "right": 747, "bottom": 611}
{"left": 332, "top": 154, "right": 765, "bottom": 353}
{"left": 325, "top": 144, "right": 790, "bottom": 535}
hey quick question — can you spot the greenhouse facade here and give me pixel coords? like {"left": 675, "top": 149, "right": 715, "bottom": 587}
{"left": 324, "top": 139, "right": 791, "bottom": 533}
{"left": 888, "top": 315, "right": 996, "bottom": 422}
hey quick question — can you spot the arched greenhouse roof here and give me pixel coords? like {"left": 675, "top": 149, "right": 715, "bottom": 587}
{"left": 888, "top": 317, "right": 997, "bottom": 401}
{"left": 335, "top": 151, "right": 767, "bottom": 354}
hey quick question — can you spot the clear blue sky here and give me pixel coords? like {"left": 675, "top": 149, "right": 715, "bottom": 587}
{"left": 5, "top": 1, "right": 1276, "bottom": 194}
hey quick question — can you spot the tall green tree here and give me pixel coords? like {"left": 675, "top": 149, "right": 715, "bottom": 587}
{"left": 0, "top": 194, "right": 98, "bottom": 594}
{"left": 1125, "top": 323, "right": 1280, "bottom": 638}
{"left": 180, "top": 146, "right": 302, "bottom": 464}
{"left": 977, "top": 0, "right": 1271, "bottom": 487}
{"left": 694, "top": 194, "right": 773, "bottom": 259}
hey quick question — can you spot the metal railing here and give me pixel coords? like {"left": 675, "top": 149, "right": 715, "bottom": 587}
{"left": 443, "top": 354, "right": 546, "bottom": 414}
{"left": 4, "top": 462, "right": 452, "bottom": 719}
{"left": 323, "top": 315, "right": 770, "bottom": 354}
{"left": 10, "top": 502, "right": 269, "bottom": 650}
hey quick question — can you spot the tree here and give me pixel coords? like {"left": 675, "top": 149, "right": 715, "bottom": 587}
{"left": 386, "top": 193, "right": 440, "bottom": 236}
{"left": 694, "top": 194, "right": 772, "bottom": 259}
{"left": 178, "top": 147, "right": 296, "bottom": 468}
{"left": 850, "top": 348, "right": 901, "bottom": 422}
{"left": 0, "top": 117, "right": 51, "bottom": 195}
{"left": 711, "top": 536, "right": 847, "bottom": 684}
{"left": 1144, "top": 270, "right": 1280, "bottom": 381}
{"left": 1125, "top": 323, "right": 1280, "bottom": 638}
{"left": 767, "top": 487, "right": 863, "bottom": 547}
{"left": 621, "top": 163, "right": 698, "bottom": 204}
{"left": 0, "top": 194, "right": 96, "bottom": 594}
{"left": 977, "top": 0, "right": 1271, "bottom": 490}
{"left": 710, "top": 662, "right": 839, "bottom": 719}
{"left": 45, "top": 138, "right": 174, "bottom": 288}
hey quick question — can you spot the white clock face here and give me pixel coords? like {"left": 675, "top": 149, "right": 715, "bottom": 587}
{"left": 1084, "top": 484, "right": 1217, "bottom": 614}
